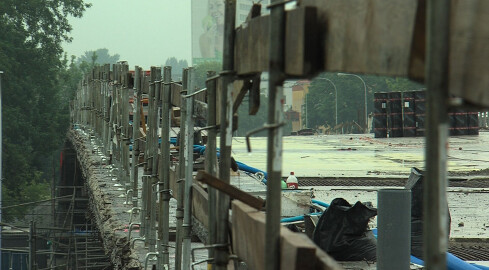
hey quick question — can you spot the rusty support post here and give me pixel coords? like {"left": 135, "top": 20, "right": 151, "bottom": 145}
{"left": 215, "top": 0, "right": 236, "bottom": 269}
{"left": 175, "top": 68, "right": 188, "bottom": 270}
{"left": 159, "top": 66, "right": 172, "bottom": 268}
{"left": 182, "top": 67, "right": 195, "bottom": 270}
{"left": 266, "top": 0, "right": 286, "bottom": 269}
{"left": 424, "top": 0, "right": 450, "bottom": 269}
{"left": 132, "top": 66, "right": 142, "bottom": 207}
{"left": 206, "top": 71, "right": 218, "bottom": 268}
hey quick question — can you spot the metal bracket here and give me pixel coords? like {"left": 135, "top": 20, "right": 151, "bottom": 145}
{"left": 182, "top": 88, "right": 207, "bottom": 98}
{"left": 245, "top": 122, "right": 286, "bottom": 152}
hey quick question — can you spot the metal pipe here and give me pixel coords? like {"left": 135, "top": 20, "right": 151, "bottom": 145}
{"left": 337, "top": 73, "right": 367, "bottom": 131}
{"left": 132, "top": 66, "right": 142, "bottom": 207}
{"left": 215, "top": 0, "right": 236, "bottom": 268}
{"left": 159, "top": 66, "right": 172, "bottom": 267}
{"left": 182, "top": 67, "right": 195, "bottom": 270}
{"left": 424, "top": 0, "right": 450, "bottom": 269}
{"left": 323, "top": 78, "right": 338, "bottom": 127}
{"left": 377, "top": 189, "right": 411, "bottom": 270}
{"left": 266, "top": 0, "right": 286, "bottom": 269}
{"left": 175, "top": 68, "right": 188, "bottom": 270}
{"left": 149, "top": 184, "right": 157, "bottom": 253}
{"left": 205, "top": 71, "right": 218, "bottom": 268}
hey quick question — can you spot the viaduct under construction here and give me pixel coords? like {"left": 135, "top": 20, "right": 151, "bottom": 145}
{"left": 24, "top": 0, "right": 489, "bottom": 269}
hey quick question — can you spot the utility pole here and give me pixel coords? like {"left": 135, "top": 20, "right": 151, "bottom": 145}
{"left": 266, "top": 0, "right": 286, "bottom": 270}
{"left": 215, "top": 0, "right": 236, "bottom": 269}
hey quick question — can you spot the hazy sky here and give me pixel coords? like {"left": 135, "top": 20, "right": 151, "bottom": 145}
{"left": 62, "top": 0, "right": 192, "bottom": 69}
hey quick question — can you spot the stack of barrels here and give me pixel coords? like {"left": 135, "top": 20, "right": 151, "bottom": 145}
{"left": 373, "top": 90, "right": 479, "bottom": 138}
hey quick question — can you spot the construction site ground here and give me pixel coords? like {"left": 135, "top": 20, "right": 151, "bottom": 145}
{"left": 70, "top": 129, "right": 489, "bottom": 269}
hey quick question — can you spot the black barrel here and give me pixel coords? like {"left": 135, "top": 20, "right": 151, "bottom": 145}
{"left": 388, "top": 92, "right": 403, "bottom": 137}
{"left": 448, "top": 109, "right": 457, "bottom": 136}
{"left": 455, "top": 109, "right": 468, "bottom": 136}
{"left": 374, "top": 92, "right": 388, "bottom": 138}
{"left": 414, "top": 91, "right": 425, "bottom": 137}
{"left": 402, "top": 91, "right": 416, "bottom": 137}
{"left": 467, "top": 111, "right": 479, "bottom": 135}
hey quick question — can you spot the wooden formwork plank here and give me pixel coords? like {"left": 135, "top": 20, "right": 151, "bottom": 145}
{"left": 235, "top": 7, "right": 319, "bottom": 77}
{"left": 448, "top": 0, "right": 489, "bottom": 107}
{"left": 191, "top": 183, "right": 209, "bottom": 228}
{"left": 301, "top": 0, "right": 417, "bottom": 77}
{"left": 231, "top": 201, "right": 343, "bottom": 270}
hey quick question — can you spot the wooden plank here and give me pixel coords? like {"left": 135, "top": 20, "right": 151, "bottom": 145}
{"left": 192, "top": 183, "right": 209, "bottom": 228}
{"left": 285, "top": 7, "right": 321, "bottom": 76}
{"left": 171, "top": 83, "right": 182, "bottom": 107}
{"left": 231, "top": 201, "right": 344, "bottom": 270}
{"left": 232, "top": 201, "right": 267, "bottom": 270}
{"left": 196, "top": 171, "right": 265, "bottom": 210}
{"left": 300, "top": 0, "right": 417, "bottom": 76}
{"left": 448, "top": 0, "right": 489, "bottom": 107}
{"left": 281, "top": 231, "right": 317, "bottom": 270}
{"left": 235, "top": 7, "right": 320, "bottom": 77}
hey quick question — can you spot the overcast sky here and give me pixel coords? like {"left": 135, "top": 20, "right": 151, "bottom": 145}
{"left": 62, "top": 0, "right": 192, "bottom": 69}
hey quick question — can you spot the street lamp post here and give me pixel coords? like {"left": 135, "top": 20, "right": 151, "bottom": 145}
{"left": 337, "top": 73, "right": 367, "bottom": 132}
{"left": 321, "top": 78, "right": 338, "bottom": 126}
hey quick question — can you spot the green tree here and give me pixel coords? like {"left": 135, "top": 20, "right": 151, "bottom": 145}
{"left": 164, "top": 57, "right": 188, "bottom": 80}
{"left": 0, "top": 0, "right": 90, "bottom": 221}
{"left": 306, "top": 73, "right": 422, "bottom": 132}
{"left": 77, "top": 48, "right": 120, "bottom": 66}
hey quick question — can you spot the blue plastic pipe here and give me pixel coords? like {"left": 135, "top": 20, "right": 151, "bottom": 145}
{"left": 280, "top": 212, "right": 322, "bottom": 223}
{"left": 312, "top": 199, "right": 330, "bottom": 208}
{"left": 372, "top": 228, "right": 486, "bottom": 269}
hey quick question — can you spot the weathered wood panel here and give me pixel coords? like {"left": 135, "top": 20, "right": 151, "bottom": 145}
{"left": 192, "top": 183, "right": 209, "bottom": 228}
{"left": 449, "top": 0, "right": 489, "bottom": 107}
{"left": 235, "top": 7, "right": 319, "bottom": 77}
{"left": 281, "top": 231, "right": 317, "bottom": 270}
{"left": 231, "top": 201, "right": 343, "bottom": 270}
{"left": 301, "top": 0, "right": 417, "bottom": 76}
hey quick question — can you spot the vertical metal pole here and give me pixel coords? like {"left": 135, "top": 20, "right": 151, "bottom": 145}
{"left": 182, "top": 67, "right": 195, "bottom": 270}
{"left": 132, "top": 67, "right": 142, "bottom": 207}
{"left": 175, "top": 69, "right": 188, "bottom": 270}
{"left": 216, "top": 1, "right": 236, "bottom": 269}
{"left": 0, "top": 70, "right": 3, "bottom": 268}
{"left": 377, "top": 189, "right": 411, "bottom": 270}
{"left": 206, "top": 71, "right": 218, "bottom": 268}
{"left": 266, "top": 0, "right": 286, "bottom": 269}
{"left": 159, "top": 66, "right": 172, "bottom": 267}
{"left": 122, "top": 64, "right": 131, "bottom": 190}
{"left": 29, "top": 221, "right": 36, "bottom": 270}
{"left": 424, "top": 0, "right": 450, "bottom": 269}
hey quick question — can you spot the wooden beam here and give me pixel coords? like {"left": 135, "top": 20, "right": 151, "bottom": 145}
{"left": 281, "top": 231, "right": 317, "bottom": 270}
{"left": 235, "top": 7, "right": 320, "bottom": 77}
{"left": 231, "top": 201, "right": 343, "bottom": 270}
{"left": 195, "top": 171, "right": 265, "bottom": 210}
{"left": 192, "top": 183, "right": 209, "bottom": 228}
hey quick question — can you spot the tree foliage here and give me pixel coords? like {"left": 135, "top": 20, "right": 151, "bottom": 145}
{"left": 0, "top": 0, "right": 90, "bottom": 221}
{"left": 164, "top": 57, "right": 188, "bottom": 80}
{"left": 77, "top": 48, "right": 120, "bottom": 67}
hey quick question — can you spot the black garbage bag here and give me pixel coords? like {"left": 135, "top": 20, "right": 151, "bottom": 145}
{"left": 312, "top": 198, "right": 377, "bottom": 261}
{"left": 405, "top": 167, "right": 451, "bottom": 259}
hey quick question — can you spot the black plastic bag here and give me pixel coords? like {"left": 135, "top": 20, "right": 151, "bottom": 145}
{"left": 312, "top": 198, "right": 377, "bottom": 261}
{"left": 405, "top": 167, "right": 451, "bottom": 259}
